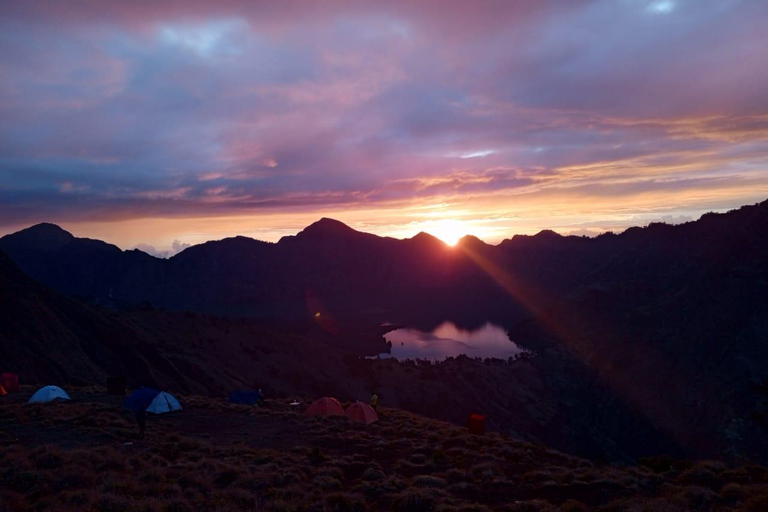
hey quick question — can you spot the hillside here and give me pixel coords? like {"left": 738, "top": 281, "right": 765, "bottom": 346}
{"left": 0, "top": 249, "right": 680, "bottom": 463}
{"left": 2, "top": 387, "right": 768, "bottom": 512}
{"left": 0, "top": 249, "right": 376, "bottom": 399}
{"left": 2, "top": 200, "right": 768, "bottom": 462}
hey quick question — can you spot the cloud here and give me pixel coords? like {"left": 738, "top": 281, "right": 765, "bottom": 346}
{"left": 172, "top": 239, "right": 191, "bottom": 253}
{"left": 0, "top": 0, "right": 767, "bottom": 246}
{"left": 133, "top": 239, "right": 191, "bottom": 258}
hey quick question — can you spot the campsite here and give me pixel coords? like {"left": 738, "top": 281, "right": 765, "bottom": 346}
{"left": 3, "top": 1, "right": 768, "bottom": 510}
{"left": 4, "top": 385, "right": 768, "bottom": 511}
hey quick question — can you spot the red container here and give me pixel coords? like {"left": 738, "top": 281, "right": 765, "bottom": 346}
{"left": 467, "top": 413, "right": 486, "bottom": 435}
{"left": 1, "top": 373, "right": 19, "bottom": 392}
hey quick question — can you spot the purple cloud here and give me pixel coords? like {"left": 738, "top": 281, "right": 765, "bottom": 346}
{"left": 1, "top": 0, "right": 767, "bottom": 245}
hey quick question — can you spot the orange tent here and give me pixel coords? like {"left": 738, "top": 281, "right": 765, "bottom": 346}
{"left": 305, "top": 397, "right": 345, "bottom": 417}
{"left": 345, "top": 401, "right": 379, "bottom": 425}
{"left": 1, "top": 373, "right": 18, "bottom": 392}
{"left": 0, "top": 385, "right": 6, "bottom": 396}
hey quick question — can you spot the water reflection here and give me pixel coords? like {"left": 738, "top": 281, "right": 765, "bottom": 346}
{"left": 379, "top": 321, "right": 526, "bottom": 361}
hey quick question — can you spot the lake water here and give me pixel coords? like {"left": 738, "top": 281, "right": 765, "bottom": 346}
{"left": 378, "top": 321, "right": 526, "bottom": 361}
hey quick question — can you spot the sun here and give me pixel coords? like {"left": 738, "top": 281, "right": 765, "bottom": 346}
{"left": 429, "top": 219, "right": 468, "bottom": 246}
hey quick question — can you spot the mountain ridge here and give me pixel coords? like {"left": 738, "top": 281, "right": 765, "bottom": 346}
{"left": 2, "top": 198, "right": 768, "bottom": 461}
{"left": 9, "top": 200, "right": 763, "bottom": 256}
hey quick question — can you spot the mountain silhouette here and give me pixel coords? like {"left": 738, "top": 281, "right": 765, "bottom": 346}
{"left": 5, "top": 201, "right": 765, "bottom": 325}
{"left": 3, "top": 199, "right": 768, "bottom": 460}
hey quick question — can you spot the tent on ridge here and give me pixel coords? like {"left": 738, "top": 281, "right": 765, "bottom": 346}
{"left": 124, "top": 387, "right": 182, "bottom": 414}
{"left": 305, "top": 397, "right": 345, "bottom": 417}
{"left": 229, "top": 390, "right": 258, "bottom": 405}
{"left": 0, "top": 385, "right": 6, "bottom": 396}
{"left": 29, "top": 386, "right": 71, "bottom": 403}
{"left": 1, "top": 373, "right": 19, "bottom": 392}
{"left": 345, "top": 401, "right": 379, "bottom": 425}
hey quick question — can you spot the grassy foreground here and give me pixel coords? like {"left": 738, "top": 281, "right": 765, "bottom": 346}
{"left": 1, "top": 388, "right": 768, "bottom": 512}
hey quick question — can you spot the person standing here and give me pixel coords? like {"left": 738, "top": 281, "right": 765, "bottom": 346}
{"left": 370, "top": 393, "right": 378, "bottom": 412}
{"left": 135, "top": 409, "right": 146, "bottom": 440}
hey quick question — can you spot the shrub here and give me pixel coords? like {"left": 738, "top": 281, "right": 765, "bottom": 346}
{"left": 362, "top": 467, "right": 386, "bottom": 481}
{"left": 307, "top": 446, "right": 328, "bottom": 465}
{"left": 412, "top": 475, "right": 447, "bottom": 488}
{"left": 721, "top": 482, "right": 748, "bottom": 503}
{"left": 738, "top": 492, "right": 768, "bottom": 512}
{"left": 57, "top": 489, "right": 94, "bottom": 507}
{"left": 681, "top": 486, "right": 717, "bottom": 509}
{"left": 317, "top": 467, "right": 345, "bottom": 480}
{"left": 325, "top": 492, "right": 366, "bottom": 512}
{"left": 52, "top": 466, "right": 98, "bottom": 491}
{"left": 394, "top": 488, "right": 439, "bottom": 512}
{"left": 271, "top": 470, "right": 303, "bottom": 487}
{"left": 502, "top": 500, "right": 555, "bottom": 512}
{"left": 213, "top": 468, "right": 240, "bottom": 488}
{"left": 95, "top": 493, "right": 134, "bottom": 512}
{"left": 557, "top": 500, "right": 587, "bottom": 512}
{"left": 638, "top": 456, "right": 692, "bottom": 474}
{"left": 313, "top": 476, "right": 342, "bottom": 491}
{"left": 264, "top": 498, "right": 303, "bottom": 512}
{"left": 7, "top": 471, "right": 45, "bottom": 493}
{"left": 444, "top": 469, "right": 467, "bottom": 484}
{"left": 165, "top": 499, "right": 194, "bottom": 512}
{"left": 32, "top": 447, "right": 64, "bottom": 470}
{"left": 677, "top": 465, "right": 721, "bottom": 490}
{"left": 458, "top": 505, "right": 491, "bottom": 512}
{"left": 224, "top": 489, "right": 258, "bottom": 510}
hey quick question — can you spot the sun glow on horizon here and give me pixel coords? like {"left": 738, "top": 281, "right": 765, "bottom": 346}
{"left": 426, "top": 219, "right": 469, "bottom": 246}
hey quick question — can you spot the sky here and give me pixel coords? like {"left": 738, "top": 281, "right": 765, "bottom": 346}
{"left": 1, "top": 0, "right": 767, "bottom": 254}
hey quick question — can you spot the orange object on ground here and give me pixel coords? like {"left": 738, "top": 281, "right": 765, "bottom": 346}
{"left": 0, "top": 385, "right": 6, "bottom": 396}
{"left": 1, "top": 373, "right": 18, "bottom": 392}
{"left": 346, "top": 401, "right": 379, "bottom": 424}
{"left": 305, "top": 397, "right": 345, "bottom": 417}
{"left": 468, "top": 413, "right": 486, "bottom": 435}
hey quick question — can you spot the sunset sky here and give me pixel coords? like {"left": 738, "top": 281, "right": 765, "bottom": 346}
{"left": 1, "top": 0, "right": 767, "bottom": 254}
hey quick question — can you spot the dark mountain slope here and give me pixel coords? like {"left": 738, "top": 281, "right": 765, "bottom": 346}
{"left": 0, "top": 249, "right": 167, "bottom": 387}
{"left": 2, "top": 200, "right": 768, "bottom": 461}
{"left": 0, "top": 217, "right": 516, "bottom": 322}
{"left": 0, "top": 249, "right": 365, "bottom": 398}
{"left": 5, "top": 201, "right": 765, "bottom": 327}
{"left": 0, "top": 249, "right": 681, "bottom": 462}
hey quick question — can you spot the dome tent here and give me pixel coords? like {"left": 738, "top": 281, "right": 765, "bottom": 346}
{"left": 345, "top": 401, "right": 379, "bottom": 424}
{"left": 305, "top": 397, "right": 345, "bottom": 417}
{"left": 29, "top": 386, "right": 71, "bottom": 403}
{"left": 124, "top": 387, "right": 182, "bottom": 414}
{"left": 229, "top": 390, "right": 258, "bottom": 405}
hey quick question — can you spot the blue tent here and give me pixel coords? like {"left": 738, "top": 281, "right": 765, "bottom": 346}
{"left": 124, "top": 387, "right": 182, "bottom": 414}
{"left": 29, "top": 385, "right": 71, "bottom": 404}
{"left": 229, "top": 390, "right": 258, "bottom": 405}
